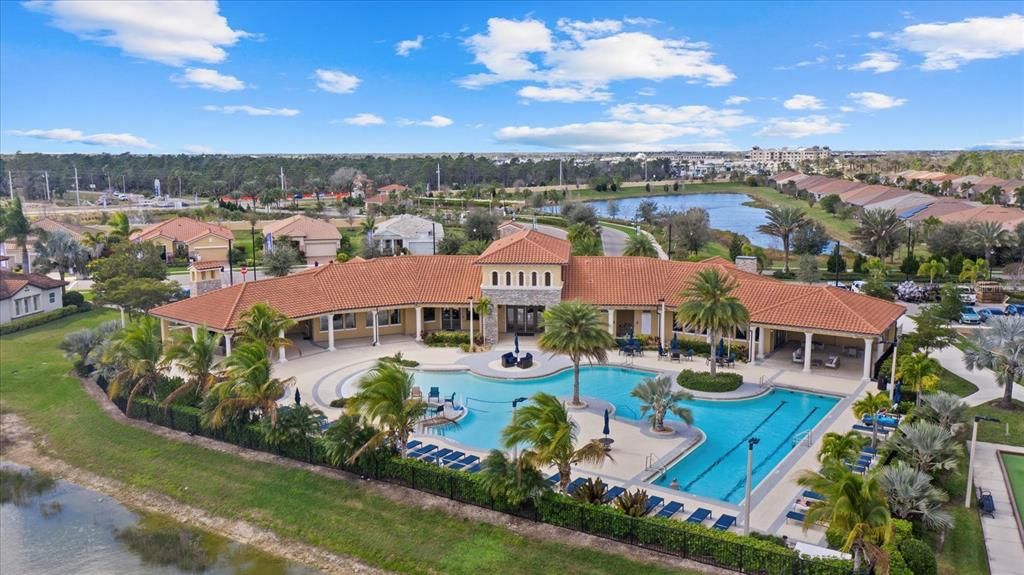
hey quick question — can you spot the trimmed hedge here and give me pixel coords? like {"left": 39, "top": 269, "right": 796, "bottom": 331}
{"left": 677, "top": 370, "right": 744, "bottom": 392}
{"left": 424, "top": 330, "right": 470, "bottom": 347}
{"left": 671, "top": 337, "right": 748, "bottom": 362}
{"left": 0, "top": 305, "right": 83, "bottom": 335}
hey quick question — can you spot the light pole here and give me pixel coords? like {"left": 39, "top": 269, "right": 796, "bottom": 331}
{"left": 965, "top": 415, "right": 1001, "bottom": 507}
{"left": 511, "top": 396, "right": 528, "bottom": 462}
{"left": 744, "top": 437, "right": 760, "bottom": 535}
{"left": 468, "top": 297, "right": 475, "bottom": 353}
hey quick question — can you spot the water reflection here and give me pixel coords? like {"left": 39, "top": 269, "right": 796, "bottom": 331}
{"left": 1, "top": 463, "right": 319, "bottom": 575}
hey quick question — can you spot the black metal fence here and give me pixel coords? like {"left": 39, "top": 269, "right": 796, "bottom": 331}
{"left": 104, "top": 381, "right": 854, "bottom": 575}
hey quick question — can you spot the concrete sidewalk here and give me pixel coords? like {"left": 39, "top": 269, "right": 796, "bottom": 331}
{"left": 973, "top": 442, "right": 1024, "bottom": 575}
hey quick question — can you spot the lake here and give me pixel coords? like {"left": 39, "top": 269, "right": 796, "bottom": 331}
{"left": 585, "top": 193, "right": 781, "bottom": 249}
{"left": 0, "top": 463, "right": 320, "bottom": 575}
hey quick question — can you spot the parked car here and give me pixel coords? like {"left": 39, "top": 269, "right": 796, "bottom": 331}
{"left": 851, "top": 280, "right": 866, "bottom": 294}
{"left": 958, "top": 285, "right": 977, "bottom": 304}
{"left": 1007, "top": 304, "right": 1022, "bottom": 316}
{"left": 978, "top": 308, "right": 1005, "bottom": 322}
{"left": 958, "top": 306, "right": 982, "bottom": 325}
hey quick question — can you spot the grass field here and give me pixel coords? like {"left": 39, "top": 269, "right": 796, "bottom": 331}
{"left": 741, "top": 187, "right": 858, "bottom": 245}
{"left": 937, "top": 368, "right": 981, "bottom": 397}
{"left": 965, "top": 400, "right": 1024, "bottom": 448}
{"left": 0, "top": 310, "right": 693, "bottom": 575}
{"left": 1002, "top": 452, "right": 1024, "bottom": 520}
{"left": 935, "top": 458, "right": 990, "bottom": 575}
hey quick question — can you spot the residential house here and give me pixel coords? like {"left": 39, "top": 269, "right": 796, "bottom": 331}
{"left": 372, "top": 214, "right": 444, "bottom": 255}
{"left": 0, "top": 270, "right": 66, "bottom": 325}
{"left": 262, "top": 215, "right": 342, "bottom": 266}
{"left": 131, "top": 217, "right": 233, "bottom": 264}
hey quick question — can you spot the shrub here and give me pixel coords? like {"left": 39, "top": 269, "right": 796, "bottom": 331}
{"left": 677, "top": 370, "right": 743, "bottom": 392}
{"left": 0, "top": 305, "right": 82, "bottom": 335}
{"left": 424, "top": 331, "right": 470, "bottom": 347}
{"left": 380, "top": 352, "right": 419, "bottom": 368}
{"left": 63, "top": 291, "right": 86, "bottom": 308}
{"left": 329, "top": 398, "right": 347, "bottom": 408}
{"left": 772, "top": 271, "right": 796, "bottom": 280}
{"left": 670, "top": 337, "right": 748, "bottom": 361}
{"left": 898, "top": 538, "right": 936, "bottom": 575}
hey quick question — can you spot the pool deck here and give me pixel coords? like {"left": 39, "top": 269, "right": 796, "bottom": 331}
{"left": 274, "top": 337, "right": 873, "bottom": 541}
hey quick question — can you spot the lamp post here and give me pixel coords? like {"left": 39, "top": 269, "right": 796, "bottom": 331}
{"left": 744, "top": 437, "right": 760, "bottom": 535}
{"left": 511, "top": 396, "right": 528, "bottom": 462}
{"left": 249, "top": 219, "right": 257, "bottom": 272}
{"left": 468, "top": 297, "right": 475, "bottom": 353}
{"left": 965, "top": 415, "right": 1001, "bottom": 507}
{"left": 905, "top": 224, "right": 913, "bottom": 281}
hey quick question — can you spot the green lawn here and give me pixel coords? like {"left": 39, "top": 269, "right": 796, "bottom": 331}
{"left": 965, "top": 400, "right": 1024, "bottom": 448}
{"left": 0, "top": 310, "right": 691, "bottom": 575}
{"left": 937, "top": 368, "right": 980, "bottom": 397}
{"left": 935, "top": 459, "right": 990, "bottom": 575}
{"left": 571, "top": 182, "right": 753, "bottom": 201}
{"left": 1001, "top": 452, "right": 1024, "bottom": 520}
{"left": 741, "top": 187, "right": 858, "bottom": 244}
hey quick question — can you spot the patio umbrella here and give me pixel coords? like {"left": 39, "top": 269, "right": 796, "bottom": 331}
{"left": 514, "top": 333, "right": 520, "bottom": 358}
{"left": 671, "top": 335, "right": 680, "bottom": 351}
{"left": 716, "top": 338, "right": 726, "bottom": 359}
{"left": 892, "top": 381, "right": 902, "bottom": 405}
{"left": 603, "top": 408, "right": 610, "bottom": 437}
{"left": 294, "top": 388, "right": 301, "bottom": 405}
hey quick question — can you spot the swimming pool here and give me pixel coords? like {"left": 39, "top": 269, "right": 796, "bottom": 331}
{"left": 407, "top": 366, "right": 839, "bottom": 503}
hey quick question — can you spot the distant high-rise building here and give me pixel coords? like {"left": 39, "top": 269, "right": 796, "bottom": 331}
{"left": 749, "top": 146, "right": 832, "bottom": 164}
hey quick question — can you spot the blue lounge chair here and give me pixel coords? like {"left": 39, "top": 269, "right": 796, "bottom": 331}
{"left": 686, "top": 508, "right": 712, "bottom": 523}
{"left": 786, "top": 510, "right": 805, "bottom": 523}
{"left": 464, "top": 463, "right": 481, "bottom": 473}
{"left": 603, "top": 486, "right": 625, "bottom": 503}
{"left": 852, "top": 424, "right": 889, "bottom": 435}
{"left": 643, "top": 496, "right": 664, "bottom": 516}
{"left": 447, "top": 455, "right": 480, "bottom": 470}
{"left": 425, "top": 448, "right": 452, "bottom": 462}
{"left": 803, "top": 490, "right": 824, "bottom": 501}
{"left": 656, "top": 501, "right": 684, "bottom": 518}
{"left": 566, "top": 477, "right": 587, "bottom": 494}
{"left": 546, "top": 473, "right": 560, "bottom": 485}
{"left": 712, "top": 515, "right": 737, "bottom": 530}
{"left": 405, "top": 440, "right": 422, "bottom": 451}
{"left": 862, "top": 446, "right": 877, "bottom": 454}
{"left": 441, "top": 450, "right": 465, "bottom": 463}
{"left": 408, "top": 444, "right": 437, "bottom": 458}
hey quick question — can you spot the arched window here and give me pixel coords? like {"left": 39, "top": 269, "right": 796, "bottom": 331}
{"left": 518, "top": 271, "right": 525, "bottom": 286}
{"left": 531, "top": 272, "right": 538, "bottom": 286}
{"left": 505, "top": 271, "right": 512, "bottom": 285}
{"left": 544, "top": 272, "right": 552, "bottom": 287}
{"left": 492, "top": 271, "right": 499, "bottom": 286}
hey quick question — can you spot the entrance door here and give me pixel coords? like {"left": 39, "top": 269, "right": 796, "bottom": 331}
{"left": 441, "top": 308, "right": 462, "bottom": 331}
{"left": 505, "top": 306, "right": 544, "bottom": 335}
{"left": 640, "top": 312, "right": 652, "bottom": 335}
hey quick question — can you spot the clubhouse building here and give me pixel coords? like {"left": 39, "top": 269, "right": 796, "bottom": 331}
{"left": 151, "top": 229, "right": 904, "bottom": 381}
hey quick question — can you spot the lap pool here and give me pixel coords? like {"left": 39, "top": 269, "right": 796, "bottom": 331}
{"left": 408, "top": 366, "right": 839, "bottom": 504}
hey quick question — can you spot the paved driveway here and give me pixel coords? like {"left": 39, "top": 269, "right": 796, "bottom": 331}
{"left": 600, "top": 225, "right": 629, "bottom": 256}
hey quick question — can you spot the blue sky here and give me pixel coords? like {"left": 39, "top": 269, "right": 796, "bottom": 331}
{"left": 1, "top": 1, "right": 1022, "bottom": 154}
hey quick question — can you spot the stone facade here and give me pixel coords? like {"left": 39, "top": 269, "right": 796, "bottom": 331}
{"left": 480, "top": 287, "right": 562, "bottom": 344}
{"left": 734, "top": 256, "right": 759, "bottom": 275}
{"left": 192, "top": 278, "right": 223, "bottom": 297}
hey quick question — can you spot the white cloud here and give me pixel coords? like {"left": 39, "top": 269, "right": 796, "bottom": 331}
{"left": 607, "top": 104, "right": 755, "bottom": 135}
{"left": 895, "top": 14, "right": 1024, "bottom": 70}
{"left": 982, "top": 136, "right": 1024, "bottom": 149}
{"left": 622, "top": 17, "right": 661, "bottom": 26}
{"left": 494, "top": 121, "right": 715, "bottom": 151}
{"left": 724, "top": 95, "right": 749, "bottom": 105}
{"left": 517, "top": 85, "right": 612, "bottom": 102}
{"left": 183, "top": 144, "right": 216, "bottom": 154}
{"left": 395, "top": 35, "right": 424, "bottom": 56}
{"left": 849, "top": 51, "right": 901, "bottom": 73}
{"left": 775, "top": 56, "right": 828, "bottom": 70}
{"left": 340, "top": 113, "right": 385, "bottom": 126}
{"left": 867, "top": 31, "right": 886, "bottom": 39}
{"left": 459, "top": 17, "right": 734, "bottom": 92}
{"left": 25, "top": 0, "right": 248, "bottom": 66}
{"left": 9, "top": 128, "right": 155, "bottom": 148}
{"left": 840, "top": 106, "right": 855, "bottom": 113}
{"left": 313, "top": 68, "right": 361, "bottom": 94}
{"left": 172, "top": 67, "right": 245, "bottom": 91}
{"left": 398, "top": 115, "right": 453, "bottom": 128}
{"left": 755, "top": 116, "right": 844, "bottom": 138}
{"left": 637, "top": 87, "right": 657, "bottom": 97}
{"left": 202, "top": 105, "right": 300, "bottom": 117}
{"left": 848, "top": 91, "right": 907, "bottom": 110}
{"left": 783, "top": 94, "right": 825, "bottom": 110}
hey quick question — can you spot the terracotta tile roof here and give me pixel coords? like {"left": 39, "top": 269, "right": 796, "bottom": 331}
{"left": 261, "top": 215, "right": 341, "bottom": 241}
{"left": 131, "top": 217, "right": 232, "bottom": 243}
{"left": 189, "top": 260, "right": 227, "bottom": 271}
{"left": 32, "top": 217, "right": 98, "bottom": 241}
{"left": 377, "top": 184, "right": 408, "bottom": 192}
{"left": 0, "top": 270, "right": 66, "bottom": 299}
{"left": 474, "top": 229, "right": 570, "bottom": 265}
{"left": 839, "top": 185, "right": 896, "bottom": 206}
{"left": 939, "top": 205, "right": 1024, "bottom": 230}
{"left": 907, "top": 199, "right": 979, "bottom": 221}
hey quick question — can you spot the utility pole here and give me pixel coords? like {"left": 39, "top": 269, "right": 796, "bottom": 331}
{"left": 121, "top": 174, "right": 126, "bottom": 197}
{"left": 436, "top": 162, "right": 441, "bottom": 193}
{"left": 280, "top": 167, "right": 286, "bottom": 192}
{"left": 43, "top": 171, "right": 51, "bottom": 202}
{"left": 7, "top": 170, "right": 13, "bottom": 198}
{"left": 74, "top": 165, "right": 80, "bottom": 206}
{"left": 559, "top": 159, "right": 563, "bottom": 188}
{"left": 177, "top": 175, "right": 182, "bottom": 198}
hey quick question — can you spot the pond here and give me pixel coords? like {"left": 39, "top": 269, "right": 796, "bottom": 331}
{"left": 585, "top": 193, "right": 781, "bottom": 249}
{"left": 0, "top": 462, "right": 320, "bottom": 575}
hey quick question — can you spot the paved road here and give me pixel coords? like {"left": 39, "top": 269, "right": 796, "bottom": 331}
{"left": 599, "top": 225, "right": 629, "bottom": 256}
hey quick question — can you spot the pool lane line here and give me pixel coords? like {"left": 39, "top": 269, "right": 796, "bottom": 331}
{"left": 681, "top": 400, "right": 788, "bottom": 491}
{"left": 721, "top": 406, "right": 820, "bottom": 501}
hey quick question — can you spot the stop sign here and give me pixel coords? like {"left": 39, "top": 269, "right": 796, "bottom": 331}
{"left": 240, "top": 265, "right": 248, "bottom": 276}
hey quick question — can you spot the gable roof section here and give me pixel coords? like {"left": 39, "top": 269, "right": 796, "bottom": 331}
{"left": 262, "top": 215, "right": 341, "bottom": 241}
{"left": 0, "top": 270, "right": 66, "bottom": 299}
{"left": 32, "top": 217, "right": 98, "bottom": 241}
{"left": 373, "top": 214, "right": 441, "bottom": 238}
{"left": 474, "top": 229, "right": 570, "bottom": 265}
{"left": 132, "top": 217, "right": 232, "bottom": 243}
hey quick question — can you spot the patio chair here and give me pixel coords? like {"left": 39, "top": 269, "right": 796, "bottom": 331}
{"left": 712, "top": 514, "right": 737, "bottom": 531}
{"left": 657, "top": 343, "right": 669, "bottom": 361}
{"left": 686, "top": 508, "right": 712, "bottom": 523}
{"left": 448, "top": 455, "right": 480, "bottom": 470}
{"left": 427, "top": 448, "right": 453, "bottom": 462}
{"left": 501, "top": 352, "right": 517, "bottom": 368}
{"left": 428, "top": 387, "right": 440, "bottom": 403}
{"left": 405, "top": 440, "right": 422, "bottom": 451}
{"left": 978, "top": 488, "right": 996, "bottom": 517}
{"left": 411, "top": 387, "right": 423, "bottom": 400}
{"left": 517, "top": 352, "right": 533, "bottom": 369}
{"left": 786, "top": 510, "right": 806, "bottom": 523}
{"left": 643, "top": 496, "right": 664, "bottom": 516}
{"left": 670, "top": 346, "right": 681, "bottom": 362}
{"left": 566, "top": 477, "right": 587, "bottom": 494}
{"left": 408, "top": 444, "right": 437, "bottom": 458}
{"left": 792, "top": 348, "right": 804, "bottom": 363}
{"left": 656, "top": 501, "right": 684, "bottom": 518}
{"left": 602, "top": 486, "right": 626, "bottom": 503}
{"left": 444, "top": 392, "right": 457, "bottom": 405}
{"left": 546, "top": 473, "right": 561, "bottom": 486}
{"left": 685, "top": 348, "right": 695, "bottom": 361}
{"left": 825, "top": 355, "right": 840, "bottom": 369}
{"left": 726, "top": 352, "right": 736, "bottom": 368}
{"left": 862, "top": 446, "right": 877, "bottom": 455}
{"left": 464, "top": 463, "right": 481, "bottom": 473}
{"left": 441, "top": 451, "right": 466, "bottom": 464}
{"left": 803, "top": 490, "right": 824, "bottom": 501}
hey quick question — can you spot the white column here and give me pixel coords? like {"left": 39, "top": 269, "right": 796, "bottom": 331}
{"left": 747, "top": 325, "right": 755, "bottom": 363}
{"left": 468, "top": 299, "right": 475, "bottom": 352}
{"left": 224, "top": 333, "right": 232, "bottom": 356}
{"left": 607, "top": 309, "right": 615, "bottom": 336}
{"left": 803, "top": 332, "right": 813, "bottom": 372}
{"left": 120, "top": 306, "right": 126, "bottom": 328}
{"left": 659, "top": 302, "right": 666, "bottom": 345}
{"left": 372, "top": 311, "right": 379, "bottom": 346}
{"left": 327, "top": 314, "right": 335, "bottom": 351}
{"left": 190, "top": 325, "right": 198, "bottom": 339}
{"left": 757, "top": 327, "right": 765, "bottom": 360}
{"left": 278, "top": 328, "right": 288, "bottom": 363}
{"left": 862, "top": 338, "right": 873, "bottom": 381}
{"left": 415, "top": 306, "right": 423, "bottom": 341}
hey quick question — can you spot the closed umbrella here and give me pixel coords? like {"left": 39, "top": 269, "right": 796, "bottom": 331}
{"left": 892, "top": 381, "right": 902, "bottom": 405}
{"left": 716, "top": 338, "right": 726, "bottom": 360}
{"left": 603, "top": 408, "right": 610, "bottom": 437}
{"left": 514, "top": 333, "right": 520, "bottom": 358}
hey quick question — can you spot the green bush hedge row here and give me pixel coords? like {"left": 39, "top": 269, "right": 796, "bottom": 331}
{"left": 0, "top": 304, "right": 85, "bottom": 335}
{"left": 671, "top": 337, "right": 748, "bottom": 361}
{"left": 676, "top": 370, "right": 744, "bottom": 392}
{"left": 424, "top": 330, "right": 470, "bottom": 347}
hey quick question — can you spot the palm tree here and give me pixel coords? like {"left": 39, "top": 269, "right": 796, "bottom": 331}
{"left": 757, "top": 206, "right": 806, "bottom": 272}
{"left": 345, "top": 360, "right": 430, "bottom": 459}
{"left": 817, "top": 431, "right": 867, "bottom": 464}
{"left": 207, "top": 342, "right": 293, "bottom": 428}
{"left": 474, "top": 296, "right": 493, "bottom": 345}
{"left": 538, "top": 301, "right": 615, "bottom": 406}
{"left": 80, "top": 230, "right": 107, "bottom": 259}
{"left": 321, "top": 414, "right": 377, "bottom": 467}
{"left": 876, "top": 462, "right": 953, "bottom": 530}
{"left": 796, "top": 462, "right": 892, "bottom": 572}
{"left": 630, "top": 376, "right": 693, "bottom": 432}
{"left": 958, "top": 258, "right": 989, "bottom": 286}
{"left": 917, "top": 259, "right": 946, "bottom": 284}
{"left": 896, "top": 353, "right": 941, "bottom": 406}
{"left": 105, "top": 316, "right": 164, "bottom": 412}
{"left": 675, "top": 268, "right": 750, "bottom": 376}
{"left": 58, "top": 320, "right": 120, "bottom": 375}
{"left": 968, "top": 221, "right": 1010, "bottom": 278}
{"left": 501, "top": 392, "right": 611, "bottom": 491}
{"left": 261, "top": 403, "right": 324, "bottom": 448}
{"left": 160, "top": 326, "right": 222, "bottom": 407}
{"left": 964, "top": 315, "right": 1024, "bottom": 407}
{"left": 477, "top": 449, "right": 548, "bottom": 507}
{"left": 851, "top": 391, "right": 892, "bottom": 447}
{"left": 236, "top": 302, "right": 296, "bottom": 357}
{"left": 889, "top": 420, "right": 963, "bottom": 475}
{"left": 623, "top": 233, "right": 658, "bottom": 257}
{"left": 33, "top": 231, "right": 88, "bottom": 292}
{"left": 854, "top": 208, "right": 905, "bottom": 260}
{"left": 360, "top": 215, "right": 376, "bottom": 237}
{"left": 917, "top": 391, "right": 968, "bottom": 434}
{"left": 5, "top": 196, "right": 32, "bottom": 271}
{"left": 571, "top": 478, "right": 609, "bottom": 505}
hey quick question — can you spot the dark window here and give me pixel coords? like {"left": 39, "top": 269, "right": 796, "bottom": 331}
{"left": 531, "top": 272, "right": 537, "bottom": 286}
{"left": 423, "top": 307, "right": 436, "bottom": 322}
{"left": 518, "top": 271, "right": 524, "bottom": 286}
{"left": 505, "top": 271, "right": 512, "bottom": 285}
{"left": 491, "top": 271, "right": 499, "bottom": 285}
{"left": 544, "top": 272, "right": 552, "bottom": 286}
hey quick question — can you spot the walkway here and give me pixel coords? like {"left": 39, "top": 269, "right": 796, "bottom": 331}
{"left": 973, "top": 442, "right": 1024, "bottom": 575}
{"left": 600, "top": 225, "right": 629, "bottom": 256}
